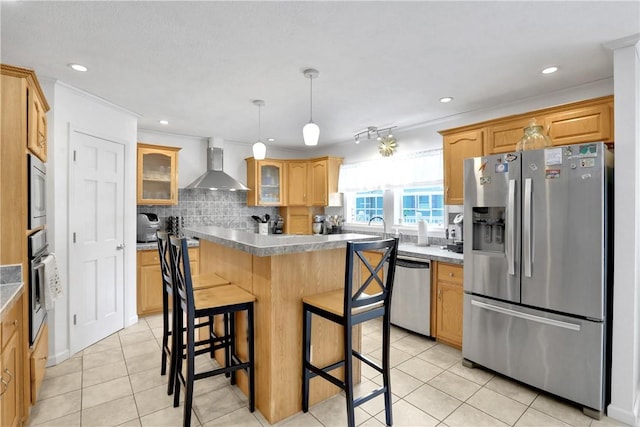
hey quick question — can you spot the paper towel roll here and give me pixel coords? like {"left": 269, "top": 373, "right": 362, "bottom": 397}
{"left": 417, "top": 220, "right": 429, "bottom": 246}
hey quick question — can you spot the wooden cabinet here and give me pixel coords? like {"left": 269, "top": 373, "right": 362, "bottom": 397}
{"left": 287, "top": 161, "right": 308, "bottom": 206}
{"left": 137, "top": 143, "right": 181, "bottom": 205}
{"left": 1, "top": 295, "right": 23, "bottom": 427}
{"left": 308, "top": 157, "right": 342, "bottom": 206}
{"left": 246, "top": 159, "right": 285, "bottom": 206}
{"left": 433, "top": 262, "right": 463, "bottom": 349}
{"left": 442, "top": 129, "right": 484, "bottom": 205}
{"left": 279, "top": 206, "right": 322, "bottom": 235}
{"left": 1, "top": 65, "right": 49, "bottom": 423}
{"left": 485, "top": 116, "right": 545, "bottom": 154}
{"left": 30, "top": 323, "right": 47, "bottom": 405}
{"left": 137, "top": 247, "right": 200, "bottom": 316}
{"left": 440, "top": 96, "right": 614, "bottom": 205}
{"left": 545, "top": 103, "right": 613, "bottom": 146}
{"left": 27, "top": 88, "right": 48, "bottom": 162}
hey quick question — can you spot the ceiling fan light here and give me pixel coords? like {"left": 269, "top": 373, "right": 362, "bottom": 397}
{"left": 303, "top": 122, "right": 320, "bottom": 146}
{"left": 252, "top": 141, "right": 266, "bottom": 159}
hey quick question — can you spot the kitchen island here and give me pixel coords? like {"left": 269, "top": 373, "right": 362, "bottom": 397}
{"left": 183, "top": 225, "right": 377, "bottom": 423}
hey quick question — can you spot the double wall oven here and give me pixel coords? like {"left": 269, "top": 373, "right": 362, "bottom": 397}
{"left": 28, "top": 153, "right": 48, "bottom": 345}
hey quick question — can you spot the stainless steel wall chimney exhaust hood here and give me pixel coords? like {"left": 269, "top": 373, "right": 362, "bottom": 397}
{"left": 186, "top": 145, "right": 250, "bottom": 191}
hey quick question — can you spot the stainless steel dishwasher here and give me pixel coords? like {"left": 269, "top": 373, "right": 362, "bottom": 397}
{"left": 390, "top": 256, "right": 431, "bottom": 336}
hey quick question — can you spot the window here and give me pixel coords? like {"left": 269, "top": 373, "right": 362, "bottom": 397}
{"left": 399, "top": 186, "right": 444, "bottom": 226}
{"left": 339, "top": 149, "right": 444, "bottom": 228}
{"left": 346, "top": 190, "right": 384, "bottom": 223}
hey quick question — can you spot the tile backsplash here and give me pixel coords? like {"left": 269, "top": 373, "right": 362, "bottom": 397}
{"left": 137, "top": 189, "right": 279, "bottom": 233}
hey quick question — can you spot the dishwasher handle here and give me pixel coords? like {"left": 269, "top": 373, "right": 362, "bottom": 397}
{"left": 396, "top": 258, "right": 430, "bottom": 269}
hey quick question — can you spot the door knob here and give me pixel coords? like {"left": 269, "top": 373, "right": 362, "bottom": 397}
{"left": 116, "top": 243, "right": 125, "bottom": 250}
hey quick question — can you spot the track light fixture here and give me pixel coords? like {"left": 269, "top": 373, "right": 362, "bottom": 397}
{"left": 353, "top": 126, "right": 397, "bottom": 143}
{"left": 354, "top": 126, "right": 398, "bottom": 156}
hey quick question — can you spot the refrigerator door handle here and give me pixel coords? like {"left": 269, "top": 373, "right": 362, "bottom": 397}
{"left": 471, "top": 299, "right": 581, "bottom": 331}
{"left": 507, "top": 179, "right": 516, "bottom": 275}
{"left": 523, "top": 178, "right": 532, "bottom": 277}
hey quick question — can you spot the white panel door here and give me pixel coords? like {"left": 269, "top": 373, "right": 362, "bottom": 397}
{"left": 69, "top": 130, "right": 125, "bottom": 354}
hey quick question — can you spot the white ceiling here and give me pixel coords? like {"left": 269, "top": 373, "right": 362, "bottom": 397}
{"left": 2, "top": 1, "right": 638, "bottom": 150}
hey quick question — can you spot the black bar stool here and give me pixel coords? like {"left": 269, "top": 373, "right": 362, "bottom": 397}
{"left": 302, "top": 238, "right": 399, "bottom": 427}
{"left": 169, "top": 235, "right": 256, "bottom": 427}
{"left": 157, "top": 231, "right": 231, "bottom": 396}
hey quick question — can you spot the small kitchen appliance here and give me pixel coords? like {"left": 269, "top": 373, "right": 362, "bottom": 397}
{"left": 272, "top": 216, "right": 284, "bottom": 234}
{"left": 446, "top": 213, "right": 464, "bottom": 253}
{"left": 312, "top": 215, "right": 324, "bottom": 235}
{"left": 137, "top": 213, "right": 160, "bottom": 242}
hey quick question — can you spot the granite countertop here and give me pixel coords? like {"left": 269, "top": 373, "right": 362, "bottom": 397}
{"left": 184, "top": 225, "right": 377, "bottom": 257}
{"left": 0, "top": 264, "right": 24, "bottom": 316}
{"left": 397, "top": 243, "right": 464, "bottom": 265}
{"left": 136, "top": 238, "right": 200, "bottom": 251}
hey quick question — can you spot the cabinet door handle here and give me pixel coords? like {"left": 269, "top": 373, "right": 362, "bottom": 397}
{"left": 449, "top": 272, "right": 454, "bottom": 277}
{"left": 438, "top": 289, "right": 442, "bottom": 300}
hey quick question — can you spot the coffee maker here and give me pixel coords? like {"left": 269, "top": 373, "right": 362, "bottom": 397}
{"left": 446, "top": 213, "right": 464, "bottom": 253}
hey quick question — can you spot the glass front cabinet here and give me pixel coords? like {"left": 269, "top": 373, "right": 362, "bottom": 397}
{"left": 137, "top": 143, "right": 181, "bottom": 205}
{"left": 245, "top": 158, "right": 285, "bottom": 206}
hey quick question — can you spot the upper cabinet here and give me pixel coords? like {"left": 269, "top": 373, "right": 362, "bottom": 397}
{"left": 137, "top": 143, "right": 181, "bottom": 205}
{"left": 440, "top": 96, "right": 614, "bottom": 205}
{"left": 287, "top": 161, "right": 308, "bottom": 206}
{"left": 246, "top": 159, "right": 285, "bottom": 206}
{"left": 247, "top": 156, "right": 343, "bottom": 207}
{"left": 28, "top": 88, "right": 48, "bottom": 162}
{"left": 286, "top": 157, "right": 343, "bottom": 207}
{"left": 442, "top": 129, "right": 484, "bottom": 205}
{"left": 308, "top": 157, "right": 342, "bottom": 206}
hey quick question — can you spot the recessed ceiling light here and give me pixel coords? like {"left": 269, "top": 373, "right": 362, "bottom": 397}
{"left": 541, "top": 66, "right": 558, "bottom": 74}
{"left": 267, "top": 138, "right": 275, "bottom": 142}
{"left": 69, "top": 63, "right": 88, "bottom": 72}
{"left": 440, "top": 97, "right": 453, "bottom": 103}
{"left": 159, "top": 120, "right": 169, "bottom": 125}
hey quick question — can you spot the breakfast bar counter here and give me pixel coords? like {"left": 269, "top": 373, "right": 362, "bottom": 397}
{"left": 183, "top": 225, "right": 376, "bottom": 423}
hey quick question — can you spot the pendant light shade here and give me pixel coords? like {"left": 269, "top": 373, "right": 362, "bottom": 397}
{"left": 252, "top": 141, "right": 266, "bottom": 160}
{"left": 302, "top": 69, "right": 319, "bottom": 146}
{"left": 303, "top": 122, "right": 320, "bottom": 146}
{"left": 252, "top": 99, "right": 266, "bottom": 160}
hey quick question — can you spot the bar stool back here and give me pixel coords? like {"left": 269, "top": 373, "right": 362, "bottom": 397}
{"left": 302, "top": 238, "right": 399, "bottom": 427}
{"left": 169, "top": 235, "right": 256, "bottom": 427}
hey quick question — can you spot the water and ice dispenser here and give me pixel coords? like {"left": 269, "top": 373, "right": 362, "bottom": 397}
{"left": 471, "top": 207, "right": 505, "bottom": 252}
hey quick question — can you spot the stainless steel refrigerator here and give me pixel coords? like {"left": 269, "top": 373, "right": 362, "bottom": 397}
{"left": 462, "top": 142, "right": 613, "bottom": 418}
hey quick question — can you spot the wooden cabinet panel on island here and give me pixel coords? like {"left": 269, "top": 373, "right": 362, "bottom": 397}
{"left": 442, "top": 129, "right": 484, "bottom": 205}
{"left": 137, "top": 247, "right": 200, "bottom": 316}
{"left": 246, "top": 159, "right": 285, "bottom": 206}
{"left": 434, "top": 262, "right": 463, "bottom": 349}
{"left": 137, "top": 143, "right": 181, "bottom": 205}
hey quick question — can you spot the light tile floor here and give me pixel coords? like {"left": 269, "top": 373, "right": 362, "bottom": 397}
{"left": 28, "top": 315, "right": 627, "bottom": 427}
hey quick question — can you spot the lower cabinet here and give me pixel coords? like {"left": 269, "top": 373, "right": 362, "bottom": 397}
{"left": 30, "top": 323, "right": 48, "bottom": 405}
{"left": 433, "top": 262, "right": 463, "bottom": 349}
{"left": 137, "top": 246, "right": 200, "bottom": 316}
{"left": 1, "top": 295, "right": 23, "bottom": 427}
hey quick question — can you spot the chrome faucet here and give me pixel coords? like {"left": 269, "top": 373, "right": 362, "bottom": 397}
{"left": 368, "top": 216, "right": 387, "bottom": 238}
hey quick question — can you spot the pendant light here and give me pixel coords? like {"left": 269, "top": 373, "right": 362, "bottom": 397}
{"left": 302, "top": 68, "right": 319, "bottom": 146}
{"left": 252, "top": 99, "right": 266, "bottom": 160}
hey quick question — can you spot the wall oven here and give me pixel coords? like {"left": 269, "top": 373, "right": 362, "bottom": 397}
{"left": 29, "top": 153, "right": 46, "bottom": 229}
{"left": 28, "top": 229, "right": 48, "bottom": 345}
